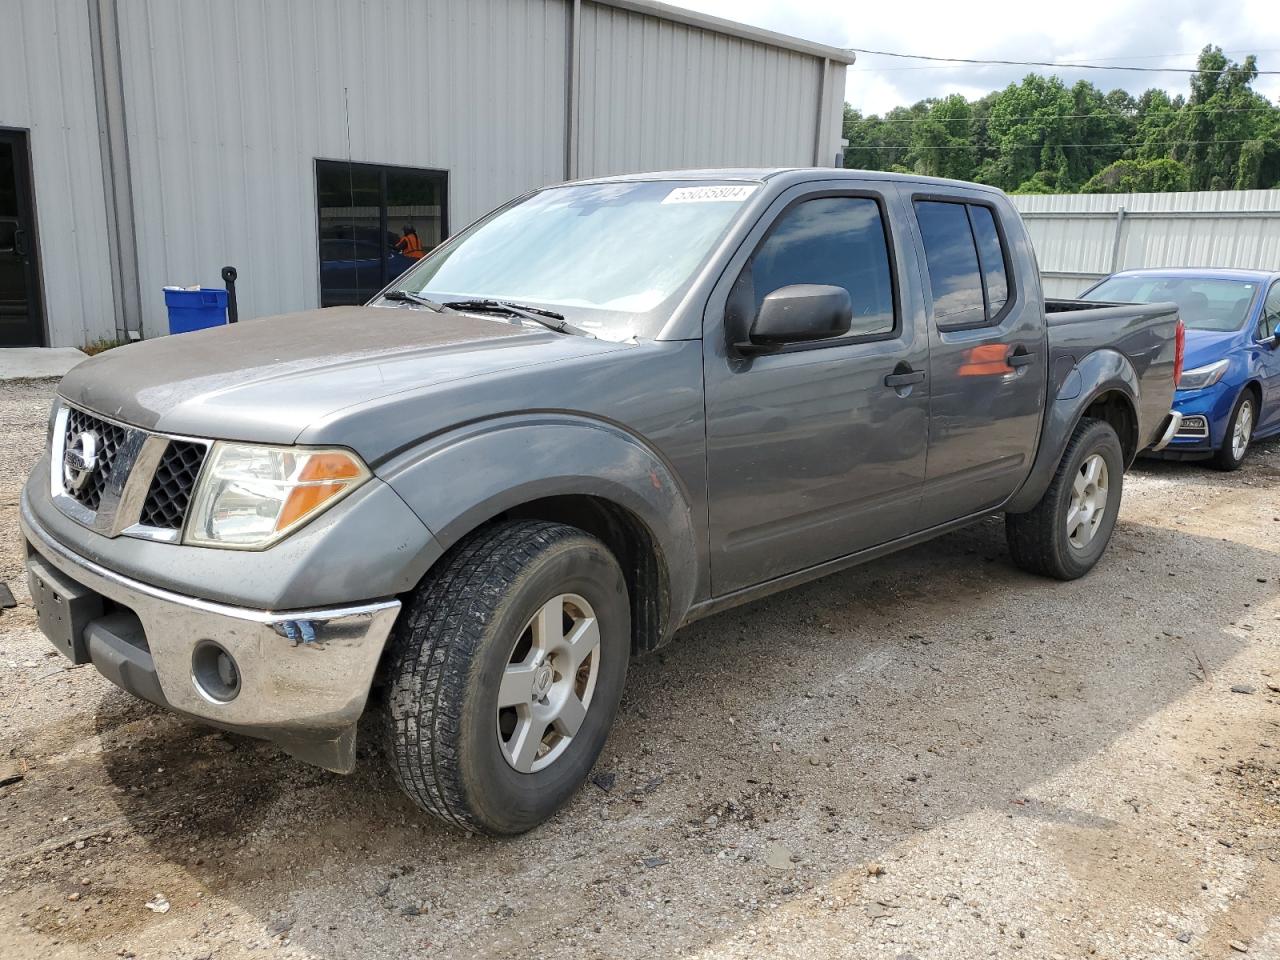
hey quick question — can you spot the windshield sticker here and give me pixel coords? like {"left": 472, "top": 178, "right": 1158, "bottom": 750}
{"left": 661, "top": 184, "right": 758, "bottom": 204}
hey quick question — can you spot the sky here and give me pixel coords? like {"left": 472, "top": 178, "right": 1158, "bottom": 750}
{"left": 677, "top": 0, "right": 1280, "bottom": 115}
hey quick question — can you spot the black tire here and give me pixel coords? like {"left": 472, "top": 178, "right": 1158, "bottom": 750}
{"left": 382, "top": 520, "right": 629, "bottom": 835}
{"left": 1006, "top": 417, "right": 1124, "bottom": 581}
{"left": 1211, "top": 390, "right": 1255, "bottom": 472}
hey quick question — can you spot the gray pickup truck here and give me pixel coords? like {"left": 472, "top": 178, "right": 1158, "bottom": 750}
{"left": 22, "top": 169, "right": 1183, "bottom": 834}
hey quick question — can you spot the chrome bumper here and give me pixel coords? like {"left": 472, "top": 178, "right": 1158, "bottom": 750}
{"left": 1148, "top": 411, "right": 1184, "bottom": 453}
{"left": 21, "top": 494, "right": 400, "bottom": 771}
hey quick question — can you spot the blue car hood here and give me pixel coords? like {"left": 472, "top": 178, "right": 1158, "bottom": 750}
{"left": 1182, "top": 328, "right": 1239, "bottom": 370}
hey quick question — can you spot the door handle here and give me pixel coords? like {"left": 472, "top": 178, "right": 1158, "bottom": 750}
{"left": 1007, "top": 348, "right": 1034, "bottom": 368}
{"left": 13, "top": 229, "right": 27, "bottom": 258}
{"left": 884, "top": 369, "right": 926, "bottom": 388}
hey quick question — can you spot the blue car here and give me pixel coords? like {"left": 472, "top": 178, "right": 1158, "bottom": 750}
{"left": 1081, "top": 269, "right": 1280, "bottom": 470}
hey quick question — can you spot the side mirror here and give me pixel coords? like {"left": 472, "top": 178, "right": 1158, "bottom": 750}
{"left": 737, "top": 284, "right": 853, "bottom": 355}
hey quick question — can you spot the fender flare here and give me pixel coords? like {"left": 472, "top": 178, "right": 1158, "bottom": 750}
{"left": 1006, "top": 348, "right": 1140, "bottom": 514}
{"left": 375, "top": 414, "right": 701, "bottom": 639}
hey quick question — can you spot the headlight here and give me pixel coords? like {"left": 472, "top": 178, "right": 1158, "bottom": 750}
{"left": 1177, "top": 359, "right": 1229, "bottom": 391}
{"left": 184, "top": 443, "right": 370, "bottom": 549}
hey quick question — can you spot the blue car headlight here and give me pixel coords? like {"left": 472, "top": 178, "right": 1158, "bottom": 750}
{"left": 1178, "top": 359, "right": 1229, "bottom": 391}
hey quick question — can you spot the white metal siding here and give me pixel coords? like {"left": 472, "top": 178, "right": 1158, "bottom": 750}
{"left": 1013, "top": 190, "right": 1280, "bottom": 299}
{"left": 575, "top": 1, "right": 829, "bottom": 177}
{"left": 114, "top": 0, "right": 570, "bottom": 335}
{"left": 0, "top": 0, "right": 117, "bottom": 347}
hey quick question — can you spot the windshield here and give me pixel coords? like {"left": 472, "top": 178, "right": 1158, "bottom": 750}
{"left": 387, "top": 180, "right": 759, "bottom": 340}
{"left": 1083, "top": 276, "right": 1259, "bottom": 332}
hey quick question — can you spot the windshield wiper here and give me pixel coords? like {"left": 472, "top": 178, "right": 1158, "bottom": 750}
{"left": 442, "top": 299, "right": 594, "bottom": 338}
{"left": 381, "top": 290, "right": 446, "bottom": 312}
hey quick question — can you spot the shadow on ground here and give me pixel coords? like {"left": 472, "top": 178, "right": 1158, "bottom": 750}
{"left": 12, "top": 507, "right": 1274, "bottom": 957}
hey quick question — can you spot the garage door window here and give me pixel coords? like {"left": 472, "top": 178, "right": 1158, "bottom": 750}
{"left": 315, "top": 160, "right": 447, "bottom": 306}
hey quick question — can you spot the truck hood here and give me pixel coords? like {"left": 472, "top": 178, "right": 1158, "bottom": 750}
{"left": 59, "top": 306, "right": 628, "bottom": 445}
{"left": 1182, "top": 328, "right": 1240, "bottom": 370}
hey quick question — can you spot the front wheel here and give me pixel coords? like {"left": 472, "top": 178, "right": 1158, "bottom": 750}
{"left": 1006, "top": 417, "right": 1124, "bottom": 581}
{"left": 1212, "top": 391, "right": 1255, "bottom": 471}
{"left": 382, "top": 520, "right": 629, "bottom": 834}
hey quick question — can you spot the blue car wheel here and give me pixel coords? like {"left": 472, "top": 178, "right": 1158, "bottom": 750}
{"left": 1213, "top": 390, "right": 1256, "bottom": 471}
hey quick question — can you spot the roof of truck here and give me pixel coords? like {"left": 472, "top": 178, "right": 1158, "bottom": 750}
{"left": 1106, "top": 267, "right": 1280, "bottom": 283}
{"left": 570, "top": 168, "right": 1007, "bottom": 195}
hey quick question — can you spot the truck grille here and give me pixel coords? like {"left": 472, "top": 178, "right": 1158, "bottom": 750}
{"left": 63, "top": 407, "right": 130, "bottom": 512}
{"left": 139, "top": 440, "right": 208, "bottom": 529}
{"left": 52, "top": 402, "right": 209, "bottom": 541}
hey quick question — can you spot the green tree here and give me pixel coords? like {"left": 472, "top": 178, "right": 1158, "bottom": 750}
{"left": 907, "top": 94, "right": 977, "bottom": 180}
{"left": 1082, "top": 158, "right": 1191, "bottom": 193}
{"left": 985, "top": 75, "right": 1077, "bottom": 192}
{"left": 840, "top": 44, "right": 1280, "bottom": 193}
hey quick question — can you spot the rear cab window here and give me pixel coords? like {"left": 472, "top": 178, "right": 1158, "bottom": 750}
{"left": 913, "top": 199, "right": 1013, "bottom": 329}
{"left": 745, "top": 195, "right": 898, "bottom": 342}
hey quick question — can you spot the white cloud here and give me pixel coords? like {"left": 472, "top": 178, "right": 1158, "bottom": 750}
{"left": 675, "top": 0, "right": 1280, "bottom": 114}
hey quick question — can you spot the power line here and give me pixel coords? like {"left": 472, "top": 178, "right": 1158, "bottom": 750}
{"left": 853, "top": 48, "right": 1280, "bottom": 73}
{"left": 846, "top": 138, "right": 1271, "bottom": 151}
{"left": 856, "top": 106, "right": 1279, "bottom": 124}
{"left": 846, "top": 46, "right": 1280, "bottom": 76}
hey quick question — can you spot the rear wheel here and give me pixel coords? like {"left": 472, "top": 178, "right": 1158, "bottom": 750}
{"left": 1212, "top": 391, "right": 1255, "bottom": 471}
{"left": 382, "top": 520, "right": 629, "bottom": 834}
{"left": 1006, "top": 417, "right": 1124, "bottom": 581}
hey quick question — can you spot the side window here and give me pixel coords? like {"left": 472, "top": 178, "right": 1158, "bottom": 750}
{"left": 914, "top": 199, "right": 1012, "bottom": 328}
{"left": 969, "top": 205, "right": 1008, "bottom": 316}
{"left": 748, "top": 196, "right": 896, "bottom": 339}
{"left": 1261, "top": 283, "right": 1280, "bottom": 340}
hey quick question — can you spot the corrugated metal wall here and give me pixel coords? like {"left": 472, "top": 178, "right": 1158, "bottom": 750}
{"left": 1, "top": 0, "right": 848, "bottom": 343}
{"left": 114, "top": 0, "right": 570, "bottom": 338}
{"left": 0, "top": 0, "right": 117, "bottom": 347}
{"left": 575, "top": 1, "right": 828, "bottom": 177}
{"left": 1013, "top": 190, "right": 1280, "bottom": 299}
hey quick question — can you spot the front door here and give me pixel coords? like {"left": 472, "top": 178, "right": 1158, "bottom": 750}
{"left": 0, "top": 130, "right": 45, "bottom": 346}
{"left": 704, "top": 183, "right": 930, "bottom": 596}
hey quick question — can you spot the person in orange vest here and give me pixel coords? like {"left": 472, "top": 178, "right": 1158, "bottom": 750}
{"left": 395, "top": 225, "right": 425, "bottom": 260}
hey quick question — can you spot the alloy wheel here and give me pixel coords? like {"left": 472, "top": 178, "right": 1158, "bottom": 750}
{"left": 1066, "top": 453, "right": 1109, "bottom": 549}
{"left": 496, "top": 593, "right": 601, "bottom": 773}
{"left": 1232, "top": 399, "right": 1253, "bottom": 461}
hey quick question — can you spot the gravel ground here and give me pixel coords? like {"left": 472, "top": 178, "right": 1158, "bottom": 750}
{"left": 1, "top": 377, "right": 1277, "bottom": 960}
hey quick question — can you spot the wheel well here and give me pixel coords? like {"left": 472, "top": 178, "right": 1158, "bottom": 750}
{"left": 1244, "top": 380, "right": 1263, "bottom": 410}
{"left": 501, "top": 496, "right": 669, "bottom": 656}
{"left": 1083, "top": 391, "right": 1139, "bottom": 464}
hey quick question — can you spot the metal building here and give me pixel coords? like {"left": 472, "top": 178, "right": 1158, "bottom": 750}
{"left": 1012, "top": 190, "right": 1280, "bottom": 298}
{"left": 0, "top": 0, "right": 852, "bottom": 348}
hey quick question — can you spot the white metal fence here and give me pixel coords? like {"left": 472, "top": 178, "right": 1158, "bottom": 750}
{"left": 1011, "top": 190, "right": 1280, "bottom": 299}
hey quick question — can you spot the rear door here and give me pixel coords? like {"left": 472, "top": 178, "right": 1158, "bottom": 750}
{"left": 703, "top": 180, "right": 930, "bottom": 595}
{"left": 907, "top": 192, "right": 1046, "bottom": 528}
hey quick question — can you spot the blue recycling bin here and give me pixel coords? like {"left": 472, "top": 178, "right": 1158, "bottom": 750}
{"left": 163, "top": 287, "right": 228, "bottom": 334}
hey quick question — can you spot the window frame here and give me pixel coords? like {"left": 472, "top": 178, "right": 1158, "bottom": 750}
{"left": 1258, "top": 280, "right": 1280, "bottom": 341}
{"left": 732, "top": 189, "right": 904, "bottom": 353}
{"left": 911, "top": 193, "right": 1017, "bottom": 333}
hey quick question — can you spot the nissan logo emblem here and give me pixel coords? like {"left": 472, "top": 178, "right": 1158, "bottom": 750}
{"left": 63, "top": 430, "right": 101, "bottom": 492}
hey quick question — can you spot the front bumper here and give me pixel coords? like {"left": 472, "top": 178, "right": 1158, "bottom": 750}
{"left": 21, "top": 493, "right": 400, "bottom": 772}
{"left": 1157, "top": 381, "right": 1237, "bottom": 455}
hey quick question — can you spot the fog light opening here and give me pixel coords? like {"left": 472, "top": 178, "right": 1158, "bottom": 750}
{"left": 192, "top": 641, "right": 241, "bottom": 703}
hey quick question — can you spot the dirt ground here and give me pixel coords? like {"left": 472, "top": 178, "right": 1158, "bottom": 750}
{"left": 1, "top": 377, "right": 1277, "bottom": 960}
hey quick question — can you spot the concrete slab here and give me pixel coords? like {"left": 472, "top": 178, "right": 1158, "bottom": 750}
{"left": 0, "top": 347, "right": 86, "bottom": 381}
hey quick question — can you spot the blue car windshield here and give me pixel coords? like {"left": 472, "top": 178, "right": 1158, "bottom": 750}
{"left": 1084, "top": 276, "right": 1259, "bottom": 332}
{"left": 388, "top": 180, "right": 759, "bottom": 341}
